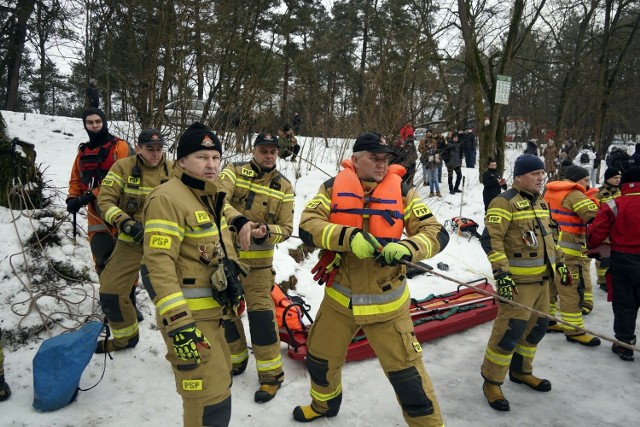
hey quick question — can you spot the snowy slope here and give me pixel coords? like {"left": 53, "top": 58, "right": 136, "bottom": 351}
{"left": 0, "top": 110, "right": 638, "bottom": 426}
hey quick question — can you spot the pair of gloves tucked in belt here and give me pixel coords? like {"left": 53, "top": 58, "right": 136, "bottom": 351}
{"left": 494, "top": 263, "right": 572, "bottom": 300}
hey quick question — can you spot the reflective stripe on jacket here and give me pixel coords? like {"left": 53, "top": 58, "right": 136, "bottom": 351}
{"left": 141, "top": 166, "right": 238, "bottom": 335}
{"left": 217, "top": 159, "right": 294, "bottom": 268}
{"left": 98, "top": 154, "right": 173, "bottom": 239}
{"left": 481, "top": 184, "right": 564, "bottom": 284}
{"left": 299, "top": 162, "right": 449, "bottom": 324}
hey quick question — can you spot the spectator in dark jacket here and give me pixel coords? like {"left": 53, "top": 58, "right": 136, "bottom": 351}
{"left": 390, "top": 136, "right": 418, "bottom": 186}
{"left": 86, "top": 79, "right": 99, "bottom": 108}
{"left": 463, "top": 129, "right": 477, "bottom": 168}
{"left": 442, "top": 135, "right": 463, "bottom": 193}
{"left": 609, "top": 146, "right": 631, "bottom": 171}
{"left": 482, "top": 159, "right": 508, "bottom": 212}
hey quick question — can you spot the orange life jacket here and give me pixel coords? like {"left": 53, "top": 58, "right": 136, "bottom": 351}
{"left": 544, "top": 180, "right": 587, "bottom": 235}
{"left": 271, "top": 285, "right": 304, "bottom": 332}
{"left": 77, "top": 138, "right": 122, "bottom": 191}
{"left": 329, "top": 159, "right": 405, "bottom": 242}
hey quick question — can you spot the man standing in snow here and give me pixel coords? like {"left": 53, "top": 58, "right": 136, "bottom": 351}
{"left": 587, "top": 167, "right": 640, "bottom": 362}
{"left": 293, "top": 132, "right": 449, "bottom": 425}
{"left": 480, "top": 154, "right": 570, "bottom": 412}
{"left": 66, "top": 108, "right": 132, "bottom": 275}
{"left": 95, "top": 129, "right": 173, "bottom": 353}
{"left": 544, "top": 165, "right": 601, "bottom": 336}
{"left": 0, "top": 328, "right": 10, "bottom": 402}
{"left": 141, "top": 122, "right": 257, "bottom": 427}
{"left": 216, "top": 132, "right": 294, "bottom": 403}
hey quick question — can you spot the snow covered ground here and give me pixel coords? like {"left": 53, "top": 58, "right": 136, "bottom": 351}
{"left": 1, "top": 110, "right": 639, "bottom": 426}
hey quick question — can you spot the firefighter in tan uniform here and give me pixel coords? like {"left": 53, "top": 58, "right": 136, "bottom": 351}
{"left": 293, "top": 132, "right": 450, "bottom": 426}
{"left": 216, "top": 133, "right": 294, "bottom": 402}
{"left": 480, "top": 154, "right": 570, "bottom": 412}
{"left": 141, "top": 122, "right": 258, "bottom": 427}
{"left": 0, "top": 328, "right": 10, "bottom": 402}
{"left": 591, "top": 168, "right": 621, "bottom": 292}
{"left": 95, "top": 129, "right": 173, "bottom": 353}
{"left": 544, "top": 165, "right": 601, "bottom": 346}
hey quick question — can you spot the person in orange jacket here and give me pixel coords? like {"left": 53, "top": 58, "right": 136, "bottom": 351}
{"left": 66, "top": 108, "right": 131, "bottom": 274}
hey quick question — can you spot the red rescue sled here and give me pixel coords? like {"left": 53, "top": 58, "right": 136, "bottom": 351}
{"left": 278, "top": 279, "right": 498, "bottom": 362}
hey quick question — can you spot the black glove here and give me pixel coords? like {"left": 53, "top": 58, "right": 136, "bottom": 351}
{"left": 66, "top": 192, "right": 96, "bottom": 213}
{"left": 121, "top": 219, "right": 145, "bottom": 244}
{"left": 223, "top": 259, "right": 247, "bottom": 307}
{"left": 494, "top": 272, "right": 517, "bottom": 300}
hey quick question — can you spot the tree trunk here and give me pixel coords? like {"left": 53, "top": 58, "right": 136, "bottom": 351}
{"left": 5, "top": 0, "right": 36, "bottom": 111}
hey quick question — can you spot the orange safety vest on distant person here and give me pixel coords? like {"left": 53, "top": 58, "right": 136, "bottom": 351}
{"left": 77, "top": 139, "right": 123, "bottom": 192}
{"left": 329, "top": 159, "right": 405, "bottom": 242}
{"left": 544, "top": 181, "right": 587, "bottom": 235}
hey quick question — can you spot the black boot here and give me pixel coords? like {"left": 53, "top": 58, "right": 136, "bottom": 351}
{"left": 0, "top": 376, "right": 11, "bottom": 402}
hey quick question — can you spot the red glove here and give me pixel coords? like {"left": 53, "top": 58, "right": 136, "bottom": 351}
{"left": 311, "top": 250, "right": 341, "bottom": 287}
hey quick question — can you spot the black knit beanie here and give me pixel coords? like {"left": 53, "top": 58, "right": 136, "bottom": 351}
{"left": 603, "top": 167, "right": 621, "bottom": 182}
{"left": 563, "top": 165, "right": 589, "bottom": 182}
{"left": 177, "top": 122, "right": 222, "bottom": 159}
{"left": 620, "top": 167, "right": 640, "bottom": 186}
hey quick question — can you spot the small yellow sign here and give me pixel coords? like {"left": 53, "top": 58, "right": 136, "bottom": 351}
{"left": 182, "top": 379, "right": 203, "bottom": 391}
{"left": 149, "top": 235, "right": 171, "bottom": 249}
{"left": 195, "top": 211, "right": 210, "bottom": 223}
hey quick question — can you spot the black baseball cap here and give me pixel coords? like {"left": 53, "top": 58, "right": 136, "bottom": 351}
{"left": 353, "top": 132, "right": 395, "bottom": 155}
{"left": 138, "top": 128, "right": 165, "bottom": 145}
{"left": 254, "top": 133, "right": 280, "bottom": 148}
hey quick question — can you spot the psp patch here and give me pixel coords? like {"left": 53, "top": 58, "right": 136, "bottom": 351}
{"left": 182, "top": 379, "right": 203, "bottom": 391}
{"left": 127, "top": 176, "right": 141, "bottom": 185}
{"left": 149, "top": 235, "right": 171, "bottom": 249}
{"left": 487, "top": 215, "right": 502, "bottom": 223}
{"left": 101, "top": 178, "right": 114, "bottom": 187}
{"left": 305, "top": 200, "right": 320, "bottom": 209}
{"left": 515, "top": 200, "right": 530, "bottom": 209}
{"left": 194, "top": 211, "right": 210, "bottom": 223}
{"left": 413, "top": 206, "right": 431, "bottom": 217}
{"left": 412, "top": 342, "right": 423, "bottom": 353}
{"left": 241, "top": 167, "right": 256, "bottom": 178}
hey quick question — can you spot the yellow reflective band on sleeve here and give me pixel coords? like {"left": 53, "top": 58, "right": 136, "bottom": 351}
{"left": 239, "top": 249, "right": 275, "bottom": 259}
{"left": 156, "top": 292, "right": 187, "bottom": 316}
{"left": 321, "top": 223, "right": 338, "bottom": 249}
{"left": 184, "top": 227, "right": 219, "bottom": 239}
{"left": 283, "top": 194, "right": 295, "bottom": 203}
{"left": 182, "top": 379, "right": 203, "bottom": 391}
{"left": 486, "top": 207, "right": 512, "bottom": 221}
{"left": 413, "top": 234, "right": 433, "bottom": 257}
{"left": 311, "top": 383, "right": 343, "bottom": 403}
{"left": 118, "top": 233, "right": 136, "bottom": 243}
{"left": 573, "top": 198, "right": 596, "bottom": 211}
{"left": 104, "top": 171, "right": 124, "bottom": 187}
{"left": 185, "top": 297, "right": 220, "bottom": 311}
{"left": 122, "top": 186, "right": 154, "bottom": 196}
{"left": 149, "top": 235, "right": 172, "bottom": 249}
{"left": 219, "top": 168, "right": 237, "bottom": 183}
{"left": 307, "top": 193, "right": 330, "bottom": 211}
{"left": 104, "top": 206, "right": 125, "bottom": 224}
{"left": 145, "top": 219, "right": 185, "bottom": 240}
{"left": 194, "top": 211, "right": 210, "bottom": 223}
{"left": 488, "top": 252, "right": 507, "bottom": 262}
{"left": 271, "top": 225, "right": 283, "bottom": 244}
{"left": 256, "top": 354, "right": 283, "bottom": 372}
{"left": 485, "top": 347, "right": 513, "bottom": 367}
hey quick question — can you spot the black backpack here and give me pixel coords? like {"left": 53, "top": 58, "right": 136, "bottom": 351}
{"left": 579, "top": 152, "right": 590, "bottom": 164}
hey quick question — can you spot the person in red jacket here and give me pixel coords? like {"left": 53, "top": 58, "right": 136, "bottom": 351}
{"left": 587, "top": 167, "right": 640, "bottom": 361}
{"left": 399, "top": 121, "right": 414, "bottom": 144}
